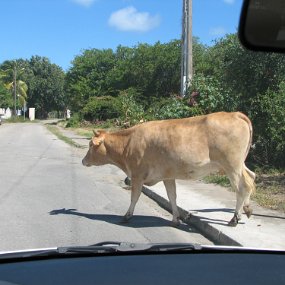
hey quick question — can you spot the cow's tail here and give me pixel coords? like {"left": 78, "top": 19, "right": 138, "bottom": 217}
{"left": 242, "top": 167, "right": 256, "bottom": 194}
{"left": 238, "top": 112, "right": 256, "bottom": 194}
{"left": 237, "top": 112, "right": 253, "bottom": 161}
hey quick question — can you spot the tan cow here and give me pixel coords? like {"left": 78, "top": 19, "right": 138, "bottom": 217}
{"left": 82, "top": 112, "right": 256, "bottom": 227}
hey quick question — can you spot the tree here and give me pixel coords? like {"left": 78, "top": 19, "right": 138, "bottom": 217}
{"left": 26, "top": 56, "right": 65, "bottom": 119}
{"left": 0, "top": 82, "right": 12, "bottom": 108}
{"left": 0, "top": 60, "right": 28, "bottom": 115}
{"left": 110, "top": 41, "right": 182, "bottom": 105}
{"left": 207, "top": 34, "right": 285, "bottom": 112}
{"left": 65, "top": 48, "right": 116, "bottom": 110}
{"left": 6, "top": 80, "right": 28, "bottom": 111}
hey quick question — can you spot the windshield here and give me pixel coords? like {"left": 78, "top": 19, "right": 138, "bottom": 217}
{"left": 0, "top": 0, "right": 284, "bottom": 253}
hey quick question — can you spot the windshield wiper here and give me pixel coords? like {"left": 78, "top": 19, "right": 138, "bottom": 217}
{"left": 1, "top": 242, "right": 282, "bottom": 260}
{"left": 86, "top": 242, "right": 203, "bottom": 252}
{"left": 0, "top": 242, "right": 204, "bottom": 260}
{"left": 5, "top": 242, "right": 271, "bottom": 260}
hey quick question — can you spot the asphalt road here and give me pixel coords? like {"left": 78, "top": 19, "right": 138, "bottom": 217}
{"left": 0, "top": 122, "right": 212, "bottom": 251}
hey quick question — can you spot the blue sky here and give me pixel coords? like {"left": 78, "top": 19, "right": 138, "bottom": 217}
{"left": 0, "top": 0, "right": 242, "bottom": 71}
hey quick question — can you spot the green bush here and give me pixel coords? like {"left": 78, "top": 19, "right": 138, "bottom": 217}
{"left": 82, "top": 96, "right": 121, "bottom": 122}
{"left": 118, "top": 88, "right": 144, "bottom": 125}
{"left": 66, "top": 112, "right": 81, "bottom": 128}
{"left": 189, "top": 74, "right": 237, "bottom": 113}
{"left": 147, "top": 96, "right": 198, "bottom": 120}
{"left": 249, "top": 84, "right": 285, "bottom": 168}
{"left": 143, "top": 94, "right": 208, "bottom": 122}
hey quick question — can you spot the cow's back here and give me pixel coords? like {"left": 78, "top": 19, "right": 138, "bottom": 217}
{"left": 124, "top": 112, "right": 252, "bottom": 181}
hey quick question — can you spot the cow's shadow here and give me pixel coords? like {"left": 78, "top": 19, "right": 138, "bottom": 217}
{"left": 49, "top": 208, "right": 198, "bottom": 234}
{"left": 191, "top": 207, "right": 285, "bottom": 221}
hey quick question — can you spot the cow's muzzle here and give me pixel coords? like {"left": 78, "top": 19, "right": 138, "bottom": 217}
{"left": 82, "top": 158, "right": 91, "bottom": 167}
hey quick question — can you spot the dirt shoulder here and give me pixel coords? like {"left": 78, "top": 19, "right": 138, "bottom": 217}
{"left": 254, "top": 172, "right": 285, "bottom": 212}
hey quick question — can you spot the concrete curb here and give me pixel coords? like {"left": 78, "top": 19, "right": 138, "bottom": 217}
{"left": 125, "top": 177, "right": 241, "bottom": 246}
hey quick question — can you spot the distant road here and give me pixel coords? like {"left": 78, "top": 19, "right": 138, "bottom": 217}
{"left": 0, "top": 122, "right": 211, "bottom": 251}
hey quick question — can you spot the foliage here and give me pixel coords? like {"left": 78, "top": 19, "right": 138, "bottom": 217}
{"left": 148, "top": 96, "right": 195, "bottom": 120}
{"left": 82, "top": 96, "right": 121, "bottom": 122}
{"left": 203, "top": 175, "right": 231, "bottom": 188}
{"left": 65, "top": 112, "right": 81, "bottom": 128}
{"left": 191, "top": 73, "right": 237, "bottom": 113}
{"left": 249, "top": 84, "right": 285, "bottom": 168}
{"left": 0, "top": 60, "right": 28, "bottom": 112}
{"left": 65, "top": 48, "right": 116, "bottom": 110}
{"left": 5, "top": 80, "right": 28, "bottom": 107}
{"left": 65, "top": 40, "right": 185, "bottom": 110}
{"left": 0, "top": 82, "right": 12, "bottom": 107}
{"left": 207, "top": 34, "right": 285, "bottom": 112}
{"left": 24, "top": 56, "right": 65, "bottom": 119}
{"left": 117, "top": 88, "right": 144, "bottom": 125}
{"left": 46, "top": 125, "right": 84, "bottom": 148}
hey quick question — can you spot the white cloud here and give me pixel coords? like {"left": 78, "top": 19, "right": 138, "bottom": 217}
{"left": 108, "top": 6, "right": 160, "bottom": 32}
{"left": 209, "top": 26, "right": 226, "bottom": 37}
{"left": 223, "top": 0, "right": 235, "bottom": 4}
{"left": 72, "top": 0, "right": 96, "bottom": 7}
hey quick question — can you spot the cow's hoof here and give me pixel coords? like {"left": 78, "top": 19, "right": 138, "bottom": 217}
{"left": 121, "top": 213, "right": 132, "bottom": 223}
{"left": 170, "top": 220, "right": 181, "bottom": 228}
{"left": 228, "top": 214, "right": 240, "bottom": 227}
{"left": 243, "top": 206, "right": 253, "bottom": 218}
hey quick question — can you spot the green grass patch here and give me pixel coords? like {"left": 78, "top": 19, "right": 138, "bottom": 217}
{"left": 203, "top": 174, "right": 231, "bottom": 188}
{"left": 5, "top": 116, "right": 39, "bottom": 123}
{"left": 203, "top": 172, "right": 285, "bottom": 212}
{"left": 46, "top": 125, "right": 85, "bottom": 149}
{"left": 73, "top": 128, "right": 93, "bottom": 139}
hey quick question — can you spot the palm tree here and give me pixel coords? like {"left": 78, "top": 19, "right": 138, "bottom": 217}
{"left": 1, "top": 61, "right": 28, "bottom": 116}
{"left": 6, "top": 80, "right": 28, "bottom": 114}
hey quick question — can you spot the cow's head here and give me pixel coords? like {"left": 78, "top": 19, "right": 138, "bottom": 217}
{"left": 82, "top": 130, "right": 107, "bottom": 167}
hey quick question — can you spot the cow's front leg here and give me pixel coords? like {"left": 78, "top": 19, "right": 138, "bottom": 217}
{"left": 163, "top": 179, "right": 180, "bottom": 227}
{"left": 123, "top": 177, "right": 143, "bottom": 222}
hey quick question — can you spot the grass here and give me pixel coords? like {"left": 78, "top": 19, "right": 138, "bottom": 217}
{"left": 4, "top": 116, "right": 39, "bottom": 123}
{"left": 204, "top": 172, "right": 285, "bottom": 212}
{"left": 57, "top": 119, "right": 120, "bottom": 139}
{"left": 203, "top": 175, "right": 231, "bottom": 188}
{"left": 73, "top": 128, "right": 93, "bottom": 139}
{"left": 46, "top": 125, "right": 86, "bottom": 149}
{"left": 253, "top": 172, "right": 285, "bottom": 211}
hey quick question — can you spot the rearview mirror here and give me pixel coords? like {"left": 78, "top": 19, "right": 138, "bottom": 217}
{"left": 239, "top": 0, "right": 285, "bottom": 52}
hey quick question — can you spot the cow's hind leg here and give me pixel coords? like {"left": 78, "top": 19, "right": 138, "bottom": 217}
{"left": 163, "top": 180, "right": 180, "bottom": 227}
{"left": 242, "top": 166, "right": 255, "bottom": 218}
{"left": 228, "top": 168, "right": 255, "bottom": 227}
{"left": 123, "top": 177, "right": 143, "bottom": 222}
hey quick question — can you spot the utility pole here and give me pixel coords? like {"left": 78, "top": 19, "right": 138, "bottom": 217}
{"left": 13, "top": 63, "right": 17, "bottom": 116}
{"left": 180, "top": 0, "right": 193, "bottom": 97}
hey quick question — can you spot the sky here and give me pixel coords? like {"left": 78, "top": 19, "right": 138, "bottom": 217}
{"left": 0, "top": 0, "right": 243, "bottom": 71}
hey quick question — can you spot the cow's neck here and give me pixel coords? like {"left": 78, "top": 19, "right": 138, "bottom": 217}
{"left": 104, "top": 131, "right": 131, "bottom": 175}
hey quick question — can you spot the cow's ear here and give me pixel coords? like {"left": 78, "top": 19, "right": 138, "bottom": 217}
{"left": 93, "top": 129, "right": 106, "bottom": 137}
{"left": 92, "top": 137, "right": 104, "bottom": 146}
{"left": 93, "top": 130, "right": 100, "bottom": 137}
